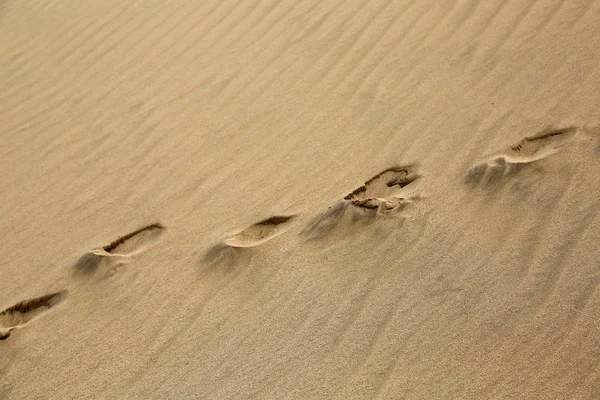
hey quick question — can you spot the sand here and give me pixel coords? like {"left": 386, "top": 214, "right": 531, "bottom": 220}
{"left": 1, "top": 0, "right": 599, "bottom": 398}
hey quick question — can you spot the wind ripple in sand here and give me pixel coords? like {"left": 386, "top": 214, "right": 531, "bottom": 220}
{"left": 302, "top": 200, "right": 351, "bottom": 240}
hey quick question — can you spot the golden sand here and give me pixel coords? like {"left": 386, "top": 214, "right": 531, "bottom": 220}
{"left": 1, "top": 1, "right": 599, "bottom": 398}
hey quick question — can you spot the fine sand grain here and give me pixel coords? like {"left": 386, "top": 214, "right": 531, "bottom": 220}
{"left": 1, "top": 1, "right": 599, "bottom": 399}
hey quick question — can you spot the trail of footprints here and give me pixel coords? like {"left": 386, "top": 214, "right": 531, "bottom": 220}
{"left": 1, "top": 224, "right": 164, "bottom": 340}
{"left": 1, "top": 126, "right": 577, "bottom": 340}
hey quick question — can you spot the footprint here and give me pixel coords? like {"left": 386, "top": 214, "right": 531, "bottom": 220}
{"left": 302, "top": 166, "right": 420, "bottom": 239}
{"left": 74, "top": 223, "right": 165, "bottom": 276}
{"left": 466, "top": 126, "right": 576, "bottom": 185}
{"left": 344, "top": 165, "right": 420, "bottom": 212}
{"left": 224, "top": 216, "right": 296, "bottom": 248}
{"left": 0, "top": 291, "right": 66, "bottom": 340}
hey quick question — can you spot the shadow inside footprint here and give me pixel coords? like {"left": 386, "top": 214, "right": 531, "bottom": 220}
{"left": 466, "top": 126, "right": 576, "bottom": 185}
{"left": 74, "top": 223, "right": 165, "bottom": 276}
{"left": 224, "top": 216, "right": 296, "bottom": 248}
{"left": 0, "top": 291, "right": 67, "bottom": 340}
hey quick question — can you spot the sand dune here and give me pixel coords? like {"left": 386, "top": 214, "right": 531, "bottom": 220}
{"left": 1, "top": 0, "right": 599, "bottom": 398}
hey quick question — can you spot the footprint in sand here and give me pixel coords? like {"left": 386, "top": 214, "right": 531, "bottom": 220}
{"left": 0, "top": 291, "right": 66, "bottom": 340}
{"left": 203, "top": 216, "right": 296, "bottom": 263}
{"left": 303, "top": 165, "right": 420, "bottom": 239}
{"left": 74, "top": 223, "right": 165, "bottom": 276}
{"left": 344, "top": 166, "right": 420, "bottom": 212}
{"left": 225, "top": 216, "right": 296, "bottom": 248}
{"left": 466, "top": 126, "right": 576, "bottom": 185}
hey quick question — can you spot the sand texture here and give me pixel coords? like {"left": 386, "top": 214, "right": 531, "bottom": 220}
{"left": 1, "top": 0, "right": 600, "bottom": 398}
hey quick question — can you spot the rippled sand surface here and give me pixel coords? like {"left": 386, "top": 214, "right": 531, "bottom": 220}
{"left": 1, "top": 1, "right": 599, "bottom": 398}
